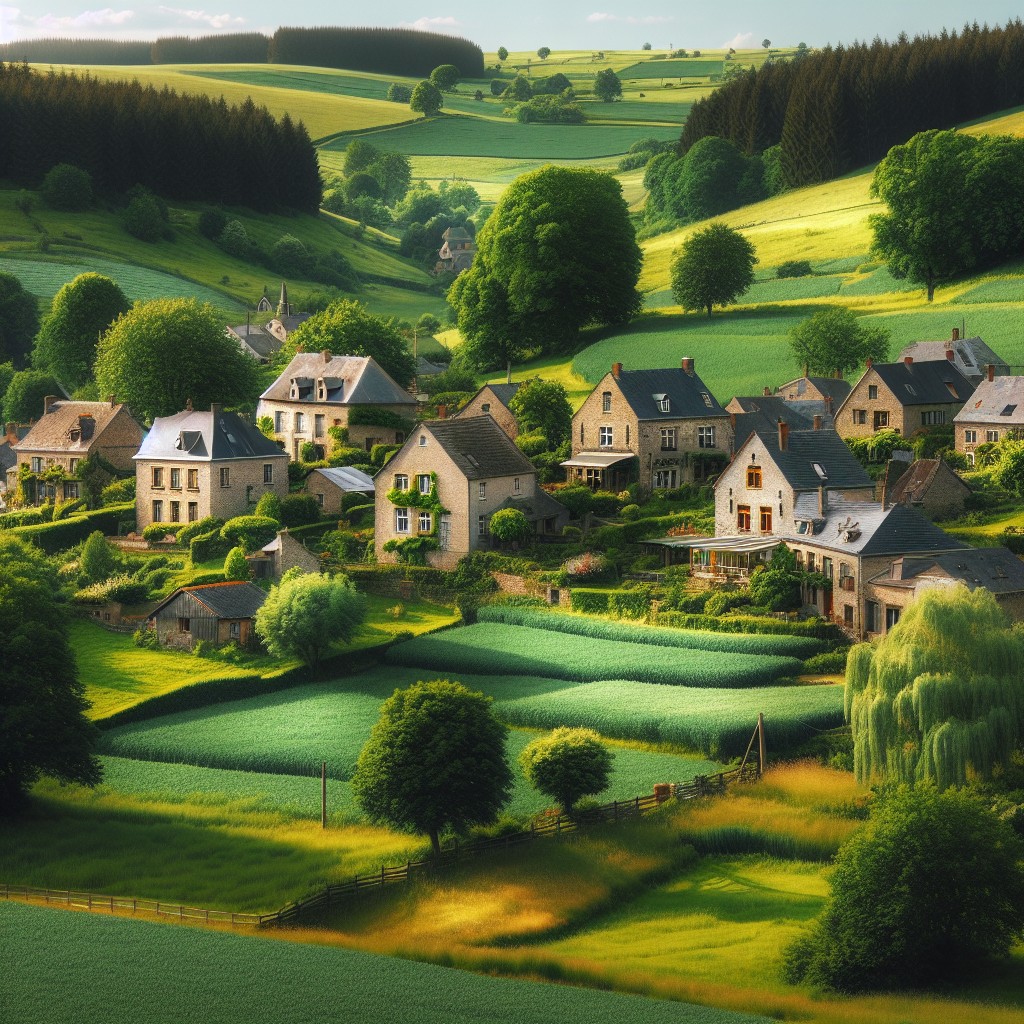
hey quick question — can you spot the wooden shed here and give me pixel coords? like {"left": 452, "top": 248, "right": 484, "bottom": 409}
{"left": 149, "top": 581, "right": 266, "bottom": 649}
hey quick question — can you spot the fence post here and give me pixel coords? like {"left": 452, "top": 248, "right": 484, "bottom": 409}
{"left": 321, "top": 760, "right": 327, "bottom": 829}
{"left": 757, "top": 712, "right": 766, "bottom": 775}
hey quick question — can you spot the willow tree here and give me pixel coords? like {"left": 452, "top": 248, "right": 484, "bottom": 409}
{"left": 846, "top": 585, "right": 1024, "bottom": 789}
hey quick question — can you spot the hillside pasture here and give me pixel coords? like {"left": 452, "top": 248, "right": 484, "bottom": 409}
{"left": 619, "top": 59, "right": 724, "bottom": 80}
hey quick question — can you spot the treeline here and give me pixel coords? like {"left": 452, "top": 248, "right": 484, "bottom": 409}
{"left": 681, "top": 20, "right": 1024, "bottom": 188}
{"left": 0, "top": 27, "right": 484, "bottom": 76}
{"left": 0, "top": 64, "right": 321, "bottom": 212}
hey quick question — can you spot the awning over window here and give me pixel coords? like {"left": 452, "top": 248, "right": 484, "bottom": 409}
{"left": 560, "top": 451, "right": 636, "bottom": 469}
{"left": 645, "top": 535, "right": 782, "bottom": 553}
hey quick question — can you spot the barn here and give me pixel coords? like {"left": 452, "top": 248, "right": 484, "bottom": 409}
{"left": 149, "top": 581, "right": 267, "bottom": 649}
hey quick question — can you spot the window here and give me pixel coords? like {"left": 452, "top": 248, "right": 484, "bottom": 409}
{"left": 31, "top": 457, "right": 42, "bottom": 472}
{"left": 187, "top": 468, "right": 199, "bottom": 489}
{"left": 394, "top": 473, "right": 409, "bottom": 490}
{"left": 865, "top": 601, "right": 880, "bottom": 633}
{"left": 873, "top": 411, "right": 889, "bottom": 430}
{"left": 418, "top": 435, "right": 427, "bottom": 447}
{"left": 807, "top": 552, "right": 816, "bottom": 572}
{"left": 187, "top": 502, "right": 198, "bottom": 522}
{"left": 599, "top": 426, "right": 613, "bottom": 447}
{"left": 514, "top": 477, "right": 521, "bottom": 493}
{"left": 579, "top": 423, "right": 585, "bottom": 444}
{"left": 274, "top": 411, "right": 284, "bottom": 433}
{"left": 967, "top": 451, "right": 976, "bottom": 467}
{"left": 263, "top": 464, "right": 274, "bottom": 484}
{"left": 921, "top": 410, "right": 946, "bottom": 426}
{"left": 746, "top": 466, "right": 762, "bottom": 488}
{"left": 626, "top": 424, "right": 630, "bottom": 445}
{"left": 822, "top": 556, "right": 833, "bottom": 580}
{"left": 759, "top": 506, "right": 773, "bottom": 533}
{"left": 965, "top": 429, "right": 977, "bottom": 443}
{"left": 737, "top": 504, "right": 751, "bottom": 531}
{"left": 478, "top": 481, "right": 487, "bottom": 500}
{"left": 654, "top": 395, "right": 670, "bottom": 413}
{"left": 843, "top": 605, "right": 854, "bottom": 627}
{"left": 170, "top": 468, "right": 181, "bottom": 489}
{"left": 315, "top": 415, "right": 325, "bottom": 438}
{"left": 660, "top": 427, "right": 677, "bottom": 451}
{"left": 698, "top": 426, "right": 716, "bottom": 449}
{"left": 481, "top": 402, "right": 491, "bottom": 413}
{"left": 69, "top": 458, "right": 79, "bottom": 475}
{"left": 868, "top": 384, "right": 878, "bottom": 399}
{"left": 1001, "top": 404, "right": 1017, "bottom": 417}
{"left": 395, "top": 508, "right": 410, "bottom": 533}
{"left": 852, "top": 409, "right": 867, "bottom": 425}
{"left": 152, "top": 500, "right": 163, "bottom": 523}
{"left": 170, "top": 501, "right": 180, "bottom": 523}
{"left": 418, "top": 511, "right": 432, "bottom": 533}
{"left": 417, "top": 474, "right": 432, "bottom": 495}
{"left": 477, "top": 515, "right": 490, "bottom": 538}
{"left": 63, "top": 482, "right": 79, "bottom": 500}
{"left": 152, "top": 467, "right": 164, "bottom": 488}
{"left": 986, "top": 429, "right": 1000, "bottom": 442}
{"left": 653, "top": 469, "right": 677, "bottom": 489}
{"left": 229, "top": 621, "right": 241, "bottom": 639}
{"left": 885, "top": 606, "right": 901, "bottom": 630}
{"left": 701, "top": 393, "right": 713, "bottom": 408}
{"left": 438, "top": 514, "right": 450, "bottom": 550}
{"left": 219, "top": 467, "right": 230, "bottom": 488}
{"left": 602, "top": 391, "right": 612, "bottom": 413}
{"left": 315, "top": 493, "right": 324, "bottom": 507}
{"left": 905, "top": 384, "right": 917, "bottom": 396}
{"left": 294, "top": 412, "right": 305, "bottom": 433}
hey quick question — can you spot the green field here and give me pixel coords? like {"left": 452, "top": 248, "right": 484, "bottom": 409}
{"left": 619, "top": 60, "right": 724, "bottom": 79}
{"left": 1, "top": 903, "right": 770, "bottom": 1024}
{"left": 580, "top": 99, "right": 691, "bottom": 123}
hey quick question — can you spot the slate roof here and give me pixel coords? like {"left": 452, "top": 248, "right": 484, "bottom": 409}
{"left": 866, "top": 360, "right": 975, "bottom": 407}
{"left": 228, "top": 323, "right": 281, "bottom": 360}
{"left": 731, "top": 428, "right": 873, "bottom": 492}
{"left": 775, "top": 376, "right": 853, "bottom": 403}
{"left": 15, "top": 400, "right": 134, "bottom": 454}
{"left": 897, "top": 338, "right": 1009, "bottom": 381}
{"left": 728, "top": 396, "right": 815, "bottom": 437}
{"left": 310, "top": 466, "right": 375, "bottom": 492}
{"left": 870, "top": 547, "right": 1024, "bottom": 595}
{"left": 886, "top": 459, "right": 969, "bottom": 505}
{"left": 499, "top": 489, "right": 568, "bottom": 521}
{"left": 485, "top": 383, "right": 521, "bottom": 407}
{"left": 421, "top": 416, "right": 534, "bottom": 480}
{"left": 260, "top": 354, "right": 416, "bottom": 406}
{"left": 135, "top": 408, "right": 287, "bottom": 462}
{"left": 612, "top": 367, "right": 727, "bottom": 421}
{"left": 152, "top": 581, "right": 267, "bottom": 620}
{"left": 0, "top": 441, "right": 17, "bottom": 475}
{"left": 271, "top": 313, "right": 312, "bottom": 334}
{"left": 416, "top": 356, "right": 447, "bottom": 376}
{"left": 953, "top": 376, "right": 1024, "bottom": 426}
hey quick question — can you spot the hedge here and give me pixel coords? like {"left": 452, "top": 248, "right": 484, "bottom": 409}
{"left": 570, "top": 589, "right": 610, "bottom": 613}
{"left": 189, "top": 529, "right": 232, "bottom": 564}
{"left": 655, "top": 610, "right": 843, "bottom": 644}
{"left": 344, "top": 563, "right": 450, "bottom": 589}
{"left": 608, "top": 589, "right": 652, "bottom": 619}
{"left": 176, "top": 516, "right": 223, "bottom": 548}
{"left": 8, "top": 503, "right": 133, "bottom": 554}
{"left": 588, "top": 512, "right": 711, "bottom": 548}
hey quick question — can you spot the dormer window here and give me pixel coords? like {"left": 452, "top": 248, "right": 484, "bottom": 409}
{"left": 813, "top": 462, "right": 827, "bottom": 480}
{"left": 1001, "top": 404, "right": 1017, "bottom": 416}
{"left": 701, "top": 393, "right": 713, "bottom": 408}
{"left": 945, "top": 383, "right": 960, "bottom": 399}
{"left": 653, "top": 393, "right": 670, "bottom": 413}
{"left": 69, "top": 428, "right": 80, "bottom": 442}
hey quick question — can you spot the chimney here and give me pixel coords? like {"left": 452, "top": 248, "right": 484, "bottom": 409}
{"left": 763, "top": 386, "right": 772, "bottom": 397}
{"left": 818, "top": 484, "right": 827, "bottom": 517}
{"left": 904, "top": 356, "right": 913, "bottom": 367}
{"left": 43, "top": 395, "right": 59, "bottom": 414}
{"left": 952, "top": 327, "right": 960, "bottom": 341}
{"left": 612, "top": 362, "right": 622, "bottom": 378}
{"left": 185, "top": 397, "right": 193, "bottom": 412}
{"left": 210, "top": 403, "right": 223, "bottom": 418}
{"left": 813, "top": 414, "right": 822, "bottom": 431}
{"left": 729, "top": 411, "right": 737, "bottom": 431}
{"left": 945, "top": 349, "right": 955, "bottom": 361}
{"left": 865, "top": 357, "right": 873, "bottom": 369}
{"left": 777, "top": 419, "right": 789, "bottom": 451}
{"left": 988, "top": 363, "right": 995, "bottom": 383}
{"left": 681, "top": 356, "right": 694, "bottom": 375}
{"left": 321, "top": 350, "right": 331, "bottom": 363}
{"left": 437, "top": 403, "right": 448, "bottom": 420}
{"left": 824, "top": 395, "right": 834, "bottom": 416}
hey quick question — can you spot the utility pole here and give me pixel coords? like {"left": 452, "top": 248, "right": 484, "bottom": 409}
{"left": 321, "top": 761, "right": 327, "bottom": 829}
{"left": 757, "top": 713, "right": 766, "bottom": 776}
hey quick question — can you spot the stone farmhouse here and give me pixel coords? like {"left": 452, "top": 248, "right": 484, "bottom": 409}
{"left": 434, "top": 226, "right": 475, "bottom": 275}
{"left": 880, "top": 455, "right": 970, "bottom": 520}
{"left": 134, "top": 404, "right": 288, "bottom": 530}
{"left": 149, "top": 581, "right": 266, "bottom": 649}
{"left": 835, "top": 357, "right": 975, "bottom": 439}
{"left": 897, "top": 329, "right": 1009, "bottom": 385}
{"left": 9, "top": 397, "right": 143, "bottom": 505}
{"left": 304, "top": 465, "right": 375, "bottom": 516}
{"left": 375, "top": 415, "right": 568, "bottom": 570}
{"left": 0, "top": 422, "right": 30, "bottom": 505}
{"left": 247, "top": 530, "right": 322, "bottom": 580}
{"left": 565, "top": 359, "right": 732, "bottom": 493}
{"left": 770, "top": 375, "right": 851, "bottom": 427}
{"left": 257, "top": 352, "right": 417, "bottom": 461}
{"left": 954, "top": 372, "right": 1024, "bottom": 465}
{"left": 452, "top": 382, "right": 522, "bottom": 440}
{"left": 226, "top": 321, "right": 281, "bottom": 364}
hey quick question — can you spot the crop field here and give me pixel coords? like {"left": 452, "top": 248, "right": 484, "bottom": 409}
{"left": 386, "top": 624, "right": 804, "bottom": 687}
{"left": 476, "top": 606, "right": 824, "bottom": 658}
{"left": 580, "top": 100, "right": 691, "bottom": 123}
{"left": 2, "top": 904, "right": 771, "bottom": 1024}
{"left": 323, "top": 116, "right": 681, "bottom": 160}
{"left": 619, "top": 60, "right": 724, "bottom": 80}
{"left": 952, "top": 274, "right": 1024, "bottom": 304}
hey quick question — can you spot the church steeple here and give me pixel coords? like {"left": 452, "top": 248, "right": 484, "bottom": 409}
{"left": 277, "top": 281, "right": 290, "bottom": 316}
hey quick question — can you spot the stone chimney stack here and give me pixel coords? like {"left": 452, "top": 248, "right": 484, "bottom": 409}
{"left": 952, "top": 327, "right": 960, "bottom": 341}
{"left": 777, "top": 419, "right": 789, "bottom": 451}
{"left": 989, "top": 363, "right": 996, "bottom": 383}
{"left": 210, "top": 403, "right": 223, "bottom": 419}
{"left": 866, "top": 357, "right": 873, "bottom": 369}
{"left": 321, "top": 350, "right": 331, "bottom": 363}
{"left": 824, "top": 395, "right": 834, "bottom": 417}
{"left": 681, "top": 356, "right": 694, "bottom": 375}
{"left": 904, "top": 356, "right": 914, "bottom": 367}
{"left": 763, "top": 386, "right": 772, "bottom": 397}
{"left": 437, "top": 403, "right": 448, "bottom": 420}
{"left": 612, "top": 362, "right": 622, "bottom": 378}
{"left": 43, "top": 395, "right": 59, "bottom": 414}
{"left": 946, "top": 349, "right": 955, "bottom": 361}
{"left": 813, "top": 414, "right": 822, "bottom": 431}
{"left": 818, "top": 484, "right": 827, "bottom": 517}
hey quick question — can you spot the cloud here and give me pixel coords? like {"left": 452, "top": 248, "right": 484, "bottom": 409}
{"left": 34, "top": 8, "right": 135, "bottom": 31}
{"left": 158, "top": 7, "right": 244, "bottom": 30}
{"left": 586, "top": 12, "right": 673, "bottom": 25}
{"left": 402, "top": 16, "right": 462, "bottom": 32}
{"left": 723, "top": 31, "right": 755, "bottom": 49}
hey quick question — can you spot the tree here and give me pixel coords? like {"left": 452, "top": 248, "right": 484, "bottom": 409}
{"left": 761, "top": 39, "right": 771, "bottom": 49}
{"left": 519, "top": 727, "right": 613, "bottom": 816}
{"left": 508, "top": 377, "right": 572, "bottom": 446}
{"left": 676, "top": 136, "right": 757, "bottom": 221}
{"left": 281, "top": 299, "right": 415, "bottom": 387}
{"left": 785, "top": 785, "right": 1024, "bottom": 992}
{"left": 254, "top": 490, "right": 282, "bottom": 520}
{"left": 537, "top": 46, "right": 551, "bottom": 60}
{"left": 430, "top": 64, "right": 460, "bottom": 92}
{"left": 846, "top": 586, "right": 1024, "bottom": 790}
{"left": 642, "top": 42, "right": 652, "bottom": 51}
{"left": 40, "top": 163, "right": 92, "bottom": 211}
{"left": 488, "top": 507, "right": 533, "bottom": 546}
{"left": 0, "top": 272, "right": 41, "bottom": 366}
{"left": 789, "top": 308, "right": 890, "bottom": 378}
{"left": 593, "top": 68, "right": 622, "bottom": 102}
{"left": 449, "top": 167, "right": 642, "bottom": 369}
{"left": 351, "top": 680, "right": 513, "bottom": 855}
{"left": 416, "top": 312, "right": 442, "bottom": 335}
{"left": 0, "top": 535, "right": 101, "bottom": 812}
{"left": 747, "top": 544, "right": 802, "bottom": 611}
{"left": 670, "top": 222, "right": 756, "bottom": 317}
{"left": 32, "top": 273, "right": 129, "bottom": 391}
{"left": 410, "top": 80, "right": 444, "bottom": 116}
{"left": 497, "top": 46, "right": 508, "bottom": 62}
{"left": 0, "top": 362, "right": 13, "bottom": 405}
{"left": 94, "top": 298, "right": 262, "bottom": 422}
{"left": 224, "top": 546, "right": 250, "bottom": 581}
{"left": 80, "top": 530, "right": 118, "bottom": 584}
{"left": 123, "top": 192, "right": 164, "bottom": 242}
{"left": 343, "top": 139, "right": 382, "bottom": 176}
{"left": 3, "top": 369, "right": 61, "bottom": 424}
{"left": 994, "top": 440, "right": 1024, "bottom": 497}
{"left": 367, "top": 152, "right": 413, "bottom": 206}
{"left": 503, "top": 74, "right": 533, "bottom": 102}
{"left": 254, "top": 568, "right": 367, "bottom": 675}
{"left": 386, "top": 82, "right": 412, "bottom": 103}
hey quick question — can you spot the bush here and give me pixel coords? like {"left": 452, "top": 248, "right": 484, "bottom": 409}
{"left": 189, "top": 528, "right": 231, "bottom": 564}
{"left": 224, "top": 545, "right": 250, "bottom": 581}
{"left": 41, "top": 163, "right": 92, "bottom": 211}
{"left": 198, "top": 209, "right": 228, "bottom": 239}
{"left": 620, "top": 503, "right": 641, "bottom": 522}
{"left": 142, "top": 522, "right": 179, "bottom": 542}
{"left": 254, "top": 492, "right": 282, "bottom": 521}
{"left": 776, "top": 260, "right": 813, "bottom": 278}
{"left": 561, "top": 525, "right": 582, "bottom": 540}
{"left": 704, "top": 591, "right": 751, "bottom": 617}
{"left": 386, "top": 83, "right": 412, "bottom": 103}
{"left": 176, "top": 516, "right": 224, "bottom": 549}
{"left": 804, "top": 649, "right": 849, "bottom": 674}
{"left": 608, "top": 587, "right": 652, "bottom": 619}
{"left": 101, "top": 477, "right": 135, "bottom": 505}
{"left": 655, "top": 610, "right": 843, "bottom": 644}
{"left": 220, "top": 515, "right": 280, "bottom": 552}
{"left": 570, "top": 589, "right": 610, "bottom": 613}
{"left": 123, "top": 192, "right": 165, "bottom": 242}
{"left": 279, "top": 494, "right": 321, "bottom": 528}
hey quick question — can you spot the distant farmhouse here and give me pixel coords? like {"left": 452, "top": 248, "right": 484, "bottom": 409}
{"left": 226, "top": 321, "right": 281, "bottom": 364}
{"left": 434, "top": 226, "right": 475, "bottom": 275}
{"left": 954, "top": 372, "right": 1024, "bottom": 465}
{"left": 264, "top": 281, "right": 310, "bottom": 344}
{"left": 452, "top": 383, "right": 522, "bottom": 440}
{"left": 149, "top": 581, "right": 266, "bottom": 650}
{"left": 897, "top": 329, "right": 1009, "bottom": 386}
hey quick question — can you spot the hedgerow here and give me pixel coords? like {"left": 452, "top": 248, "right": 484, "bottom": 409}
{"left": 655, "top": 611, "right": 844, "bottom": 644}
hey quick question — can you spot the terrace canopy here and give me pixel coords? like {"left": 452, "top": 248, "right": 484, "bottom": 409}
{"left": 560, "top": 451, "right": 636, "bottom": 490}
{"left": 644, "top": 535, "right": 782, "bottom": 578}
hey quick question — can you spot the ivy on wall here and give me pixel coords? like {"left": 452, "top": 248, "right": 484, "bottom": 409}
{"left": 383, "top": 471, "right": 449, "bottom": 565}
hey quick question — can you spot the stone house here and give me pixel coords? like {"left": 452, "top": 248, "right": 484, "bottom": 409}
{"left": 148, "top": 581, "right": 266, "bottom": 648}
{"left": 897, "top": 329, "right": 1009, "bottom": 386}
{"left": 0, "top": 422, "right": 29, "bottom": 505}
{"left": 304, "top": 465, "right": 375, "bottom": 516}
{"left": 452, "top": 382, "right": 522, "bottom": 440}
{"left": 434, "top": 226, "right": 475, "bottom": 275}
{"left": 257, "top": 352, "right": 417, "bottom": 461}
{"left": 375, "top": 416, "right": 569, "bottom": 570}
{"left": 835, "top": 357, "right": 975, "bottom": 439}
{"left": 953, "top": 372, "right": 1024, "bottom": 465}
{"left": 226, "top": 321, "right": 282, "bottom": 364}
{"left": 726, "top": 394, "right": 816, "bottom": 440}
{"left": 564, "top": 359, "right": 732, "bottom": 493}
{"left": 880, "top": 456, "right": 971, "bottom": 520}
{"left": 9, "top": 397, "right": 143, "bottom": 505}
{"left": 773, "top": 375, "right": 853, "bottom": 409}
{"left": 864, "top": 548, "right": 1024, "bottom": 636}
{"left": 134, "top": 404, "right": 288, "bottom": 530}
{"left": 248, "top": 530, "right": 322, "bottom": 579}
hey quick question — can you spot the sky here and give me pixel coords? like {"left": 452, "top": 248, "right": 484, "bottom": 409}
{"left": 1, "top": 2, "right": 1021, "bottom": 50}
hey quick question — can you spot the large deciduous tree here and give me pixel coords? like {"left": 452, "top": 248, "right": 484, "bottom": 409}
{"left": 789, "top": 307, "right": 890, "bottom": 378}
{"left": 0, "top": 535, "right": 101, "bottom": 812}
{"left": 351, "top": 679, "right": 513, "bottom": 855}
{"left": 2, "top": 369, "right": 62, "bottom": 424}
{"left": 410, "top": 80, "right": 444, "bottom": 116}
{"left": 32, "top": 273, "right": 130, "bottom": 391}
{"left": 449, "top": 166, "right": 641, "bottom": 372}
{"left": 519, "top": 727, "right": 613, "bottom": 816}
{"left": 94, "top": 298, "right": 262, "bottom": 422}
{"left": 429, "top": 64, "right": 460, "bottom": 92}
{"left": 846, "top": 585, "right": 1024, "bottom": 789}
{"left": 670, "top": 222, "right": 756, "bottom": 317}
{"left": 0, "top": 271, "right": 40, "bottom": 367}
{"left": 280, "top": 299, "right": 416, "bottom": 387}
{"left": 508, "top": 376, "right": 572, "bottom": 446}
{"left": 254, "top": 568, "right": 367, "bottom": 675}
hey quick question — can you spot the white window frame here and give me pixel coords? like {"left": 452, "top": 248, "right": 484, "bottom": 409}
{"left": 478, "top": 481, "right": 487, "bottom": 500}
{"left": 395, "top": 508, "right": 410, "bottom": 534}
{"left": 986, "top": 429, "right": 1000, "bottom": 442}
{"left": 514, "top": 477, "right": 521, "bottom": 493}
{"left": 602, "top": 391, "right": 612, "bottom": 413}
{"left": 418, "top": 510, "right": 432, "bottom": 533}
{"left": 219, "top": 467, "right": 230, "bottom": 488}
{"left": 653, "top": 469, "right": 677, "bottom": 489}
{"left": 394, "top": 474, "right": 409, "bottom": 490}
{"left": 417, "top": 474, "right": 432, "bottom": 495}
{"left": 477, "top": 514, "right": 489, "bottom": 537}
{"left": 599, "top": 426, "right": 613, "bottom": 448}
{"left": 698, "top": 426, "right": 716, "bottom": 449}
{"left": 660, "top": 427, "right": 677, "bottom": 451}
{"left": 964, "top": 429, "right": 977, "bottom": 443}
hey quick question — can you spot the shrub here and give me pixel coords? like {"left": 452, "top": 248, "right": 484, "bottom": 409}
{"left": 562, "top": 552, "right": 610, "bottom": 581}
{"left": 776, "top": 260, "right": 813, "bottom": 278}
{"left": 142, "top": 522, "right": 178, "bottom": 542}
{"left": 220, "top": 515, "right": 280, "bottom": 552}
{"left": 80, "top": 529, "right": 118, "bottom": 583}
{"left": 198, "top": 209, "right": 228, "bottom": 239}
{"left": 123, "top": 192, "right": 165, "bottom": 241}
{"left": 176, "top": 516, "right": 223, "bottom": 549}
{"left": 804, "top": 649, "right": 849, "bottom": 674}
{"left": 704, "top": 591, "right": 751, "bottom": 617}
{"left": 561, "top": 525, "right": 582, "bottom": 540}
{"left": 569, "top": 589, "right": 609, "bottom": 614}
{"left": 386, "top": 82, "right": 412, "bottom": 103}
{"left": 655, "top": 610, "right": 843, "bottom": 644}
{"left": 279, "top": 494, "right": 321, "bottom": 528}
{"left": 253, "top": 492, "right": 282, "bottom": 521}
{"left": 189, "top": 528, "right": 231, "bottom": 564}
{"left": 101, "top": 477, "right": 135, "bottom": 505}
{"left": 608, "top": 587, "right": 652, "bottom": 619}
{"left": 41, "top": 163, "right": 92, "bottom": 210}
{"left": 620, "top": 503, "right": 641, "bottom": 521}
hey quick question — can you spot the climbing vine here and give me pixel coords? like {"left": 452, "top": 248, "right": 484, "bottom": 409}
{"left": 384, "top": 471, "right": 449, "bottom": 564}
